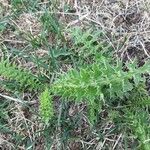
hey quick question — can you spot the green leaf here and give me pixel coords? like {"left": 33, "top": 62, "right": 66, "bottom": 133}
{"left": 39, "top": 88, "right": 54, "bottom": 124}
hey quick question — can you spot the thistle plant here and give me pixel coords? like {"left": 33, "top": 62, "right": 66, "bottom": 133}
{"left": 39, "top": 88, "right": 54, "bottom": 124}
{"left": 125, "top": 110, "right": 150, "bottom": 150}
{"left": 0, "top": 27, "right": 150, "bottom": 149}
{"left": 0, "top": 59, "right": 43, "bottom": 91}
{"left": 52, "top": 56, "right": 150, "bottom": 122}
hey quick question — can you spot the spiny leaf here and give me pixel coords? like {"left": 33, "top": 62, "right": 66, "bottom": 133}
{"left": 0, "top": 59, "right": 43, "bottom": 91}
{"left": 70, "top": 27, "right": 112, "bottom": 59}
{"left": 52, "top": 59, "right": 150, "bottom": 101}
{"left": 52, "top": 57, "right": 150, "bottom": 123}
{"left": 125, "top": 110, "right": 150, "bottom": 150}
{"left": 39, "top": 88, "right": 54, "bottom": 124}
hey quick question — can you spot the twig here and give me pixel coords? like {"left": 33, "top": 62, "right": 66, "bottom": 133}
{"left": 112, "top": 134, "right": 122, "bottom": 150}
{"left": 0, "top": 93, "right": 36, "bottom": 104}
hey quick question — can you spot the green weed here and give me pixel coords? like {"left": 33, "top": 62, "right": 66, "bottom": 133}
{"left": 0, "top": 7, "right": 150, "bottom": 148}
